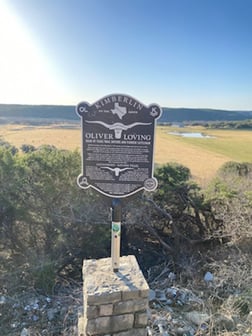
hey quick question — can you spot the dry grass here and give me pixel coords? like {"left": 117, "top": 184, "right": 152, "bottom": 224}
{"left": 1, "top": 123, "right": 252, "bottom": 185}
{"left": 155, "top": 128, "right": 230, "bottom": 185}
{"left": 0, "top": 124, "right": 81, "bottom": 150}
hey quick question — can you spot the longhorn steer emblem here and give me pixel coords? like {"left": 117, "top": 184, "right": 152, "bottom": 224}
{"left": 101, "top": 166, "right": 133, "bottom": 177}
{"left": 85, "top": 121, "right": 151, "bottom": 139}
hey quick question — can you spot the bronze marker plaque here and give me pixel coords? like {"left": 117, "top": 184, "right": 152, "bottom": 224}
{"left": 76, "top": 94, "right": 162, "bottom": 198}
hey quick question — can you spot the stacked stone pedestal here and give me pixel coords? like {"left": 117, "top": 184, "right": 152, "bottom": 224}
{"left": 78, "top": 255, "right": 149, "bottom": 336}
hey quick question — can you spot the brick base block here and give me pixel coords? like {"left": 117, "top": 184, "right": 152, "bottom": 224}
{"left": 78, "top": 256, "right": 149, "bottom": 336}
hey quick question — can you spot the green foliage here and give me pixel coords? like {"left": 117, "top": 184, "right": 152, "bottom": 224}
{"left": 218, "top": 161, "right": 252, "bottom": 177}
{"left": 1, "top": 144, "right": 250, "bottom": 296}
{"left": 207, "top": 161, "right": 252, "bottom": 202}
{"left": 0, "top": 147, "right": 27, "bottom": 252}
{"left": 120, "top": 162, "right": 224, "bottom": 275}
{"left": 209, "top": 179, "right": 238, "bottom": 200}
{"left": 32, "top": 259, "right": 57, "bottom": 295}
{"left": 1, "top": 139, "right": 251, "bottom": 335}
{"left": 126, "top": 164, "right": 219, "bottom": 258}
{"left": 155, "top": 162, "right": 191, "bottom": 188}
{"left": 206, "top": 161, "right": 252, "bottom": 243}
{"left": 205, "top": 119, "right": 252, "bottom": 129}
{"left": 153, "top": 162, "right": 202, "bottom": 215}
{"left": 21, "top": 144, "right": 36, "bottom": 153}
{"left": 0, "top": 138, "right": 18, "bottom": 154}
{"left": 206, "top": 162, "right": 252, "bottom": 203}
{"left": 153, "top": 163, "right": 202, "bottom": 221}
{"left": 0, "top": 146, "right": 110, "bottom": 283}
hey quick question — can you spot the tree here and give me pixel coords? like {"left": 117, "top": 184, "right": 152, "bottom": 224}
{"left": 0, "top": 146, "right": 111, "bottom": 283}
{"left": 0, "top": 139, "right": 18, "bottom": 154}
{"left": 21, "top": 144, "right": 36, "bottom": 153}
{"left": 152, "top": 163, "right": 221, "bottom": 241}
{"left": 122, "top": 163, "right": 222, "bottom": 272}
{"left": 0, "top": 147, "right": 26, "bottom": 253}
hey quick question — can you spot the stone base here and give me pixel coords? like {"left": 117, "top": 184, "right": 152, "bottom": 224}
{"left": 78, "top": 255, "right": 149, "bottom": 336}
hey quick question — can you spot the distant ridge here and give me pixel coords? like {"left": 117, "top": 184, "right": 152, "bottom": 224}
{"left": 0, "top": 104, "right": 252, "bottom": 123}
{"left": 0, "top": 104, "right": 76, "bottom": 121}
{"left": 160, "top": 107, "right": 252, "bottom": 123}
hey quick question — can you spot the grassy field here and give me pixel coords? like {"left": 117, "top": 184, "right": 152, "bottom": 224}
{"left": 156, "top": 126, "right": 252, "bottom": 184}
{"left": 0, "top": 124, "right": 80, "bottom": 150}
{"left": 1, "top": 123, "right": 252, "bottom": 185}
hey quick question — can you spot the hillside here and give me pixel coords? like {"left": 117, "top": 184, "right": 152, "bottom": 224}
{"left": 0, "top": 104, "right": 76, "bottom": 122}
{"left": 160, "top": 107, "right": 252, "bottom": 123}
{"left": 0, "top": 104, "right": 252, "bottom": 123}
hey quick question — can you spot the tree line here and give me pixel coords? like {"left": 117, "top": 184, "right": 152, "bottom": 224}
{"left": 197, "top": 119, "right": 252, "bottom": 129}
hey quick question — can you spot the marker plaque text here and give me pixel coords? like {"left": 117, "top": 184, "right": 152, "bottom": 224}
{"left": 76, "top": 94, "right": 162, "bottom": 198}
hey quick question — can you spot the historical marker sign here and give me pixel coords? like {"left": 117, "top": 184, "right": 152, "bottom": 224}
{"left": 76, "top": 94, "right": 162, "bottom": 198}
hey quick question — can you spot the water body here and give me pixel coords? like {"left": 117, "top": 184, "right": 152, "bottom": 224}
{"left": 168, "top": 132, "right": 214, "bottom": 138}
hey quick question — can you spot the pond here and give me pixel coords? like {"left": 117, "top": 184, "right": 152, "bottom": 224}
{"left": 168, "top": 132, "right": 215, "bottom": 138}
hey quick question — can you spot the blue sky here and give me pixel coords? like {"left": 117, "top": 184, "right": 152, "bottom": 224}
{"left": 1, "top": 0, "right": 252, "bottom": 109}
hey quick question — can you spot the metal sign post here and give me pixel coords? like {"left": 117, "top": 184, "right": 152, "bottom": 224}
{"left": 111, "top": 198, "right": 122, "bottom": 272}
{"left": 76, "top": 94, "right": 162, "bottom": 198}
{"left": 76, "top": 94, "right": 162, "bottom": 271}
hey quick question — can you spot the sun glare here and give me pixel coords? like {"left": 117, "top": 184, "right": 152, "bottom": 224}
{"left": 0, "top": 1, "right": 67, "bottom": 104}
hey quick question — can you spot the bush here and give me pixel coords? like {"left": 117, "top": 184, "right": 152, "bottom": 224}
{"left": 121, "top": 163, "right": 223, "bottom": 274}
{"left": 206, "top": 161, "right": 252, "bottom": 244}
{"left": 0, "top": 147, "right": 111, "bottom": 282}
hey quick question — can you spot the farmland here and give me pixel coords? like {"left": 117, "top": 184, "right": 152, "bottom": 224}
{"left": 1, "top": 123, "right": 252, "bottom": 185}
